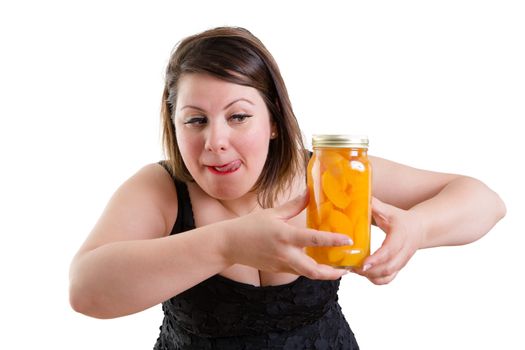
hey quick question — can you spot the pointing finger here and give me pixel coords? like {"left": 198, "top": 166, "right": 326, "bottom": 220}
{"left": 293, "top": 228, "right": 353, "bottom": 247}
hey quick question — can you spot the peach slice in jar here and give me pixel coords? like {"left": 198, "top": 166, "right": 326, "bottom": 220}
{"left": 340, "top": 251, "right": 366, "bottom": 268}
{"left": 318, "top": 150, "right": 346, "bottom": 171}
{"left": 328, "top": 209, "right": 353, "bottom": 235}
{"left": 322, "top": 170, "right": 351, "bottom": 209}
{"left": 327, "top": 246, "right": 347, "bottom": 264}
{"left": 307, "top": 246, "right": 331, "bottom": 264}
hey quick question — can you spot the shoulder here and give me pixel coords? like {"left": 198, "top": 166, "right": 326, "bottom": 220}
{"left": 123, "top": 162, "right": 178, "bottom": 202}
{"left": 73, "top": 162, "right": 180, "bottom": 256}
{"left": 103, "top": 162, "right": 179, "bottom": 237}
{"left": 125, "top": 162, "right": 179, "bottom": 227}
{"left": 110, "top": 162, "right": 180, "bottom": 226}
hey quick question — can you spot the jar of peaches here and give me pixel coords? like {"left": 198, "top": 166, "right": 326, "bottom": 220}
{"left": 305, "top": 135, "right": 372, "bottom": 269}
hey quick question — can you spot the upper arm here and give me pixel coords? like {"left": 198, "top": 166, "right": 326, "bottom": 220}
{"left": 370, "top": 155, "right": 461, "bottom": 210}
{"left": 74, "top": 163, "right": 179, "bottom": 257}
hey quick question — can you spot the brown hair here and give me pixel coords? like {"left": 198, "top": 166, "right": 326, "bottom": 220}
{"left": 161, "top": 26, "right": 305, "bottom": 208}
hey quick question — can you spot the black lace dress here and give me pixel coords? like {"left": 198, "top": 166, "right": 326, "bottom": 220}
{"left": 154, "top": 165, "right": 360, "bottom": 349}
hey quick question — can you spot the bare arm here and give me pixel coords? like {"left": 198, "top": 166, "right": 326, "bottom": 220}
{"left": 69, "top": 164, "right": 350, "bottom": 319}
{"left": 355, "top": 156, "right": 506, "bottom": 284}
{"left": 70, "top": 228, "right": 232, "bottom": 318}
{"left": 411, "top": 176, "right": 506, "bottom": 248}
{"left": 69, "top": 164, "right": 232, "bottom": 318}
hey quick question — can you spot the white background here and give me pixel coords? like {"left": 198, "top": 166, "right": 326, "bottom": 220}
{"left": 1, "top": 0, "right": 523, "bottom": 349}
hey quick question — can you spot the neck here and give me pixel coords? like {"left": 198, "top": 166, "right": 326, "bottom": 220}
{"left": 219, "top": 192, "right": 260, "bottom": 217}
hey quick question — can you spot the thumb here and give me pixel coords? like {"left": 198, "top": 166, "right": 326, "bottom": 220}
{"left": 371, "top": 197, "right": 392, "bottom": 229}
{"left": 274, "top": 189, "right": 309, "bottom": 220}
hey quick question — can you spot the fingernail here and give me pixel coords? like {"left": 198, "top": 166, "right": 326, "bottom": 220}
{"left": 339, "top": 238, "right": 353, "bottom": 246}
{"left": 362, "top": 264, "right": 372, "bottom": 272}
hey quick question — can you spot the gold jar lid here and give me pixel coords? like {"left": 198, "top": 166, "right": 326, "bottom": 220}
{"left": 312, "top": 134, "right": 369, "bottom": 148}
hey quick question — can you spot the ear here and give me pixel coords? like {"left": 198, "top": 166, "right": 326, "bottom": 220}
{"left": 270, "top": 122, "right": 278, "bottom": 139}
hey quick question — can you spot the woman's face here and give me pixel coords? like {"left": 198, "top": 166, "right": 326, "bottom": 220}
{"left": 174, "top": 73, "right": 276, "bottom": 201}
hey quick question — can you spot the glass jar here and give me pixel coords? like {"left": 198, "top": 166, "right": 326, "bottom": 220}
{"left": 305, "top": 135, "right": 372, "bottom": 269}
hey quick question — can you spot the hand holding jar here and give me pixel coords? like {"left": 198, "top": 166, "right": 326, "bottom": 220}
{"left": 353, "top": 197, "right": 426, "bottom": 285}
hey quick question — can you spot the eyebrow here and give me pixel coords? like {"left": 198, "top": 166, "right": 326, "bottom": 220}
{"left": 180, "top": 98, "right": 254, "bottom": 112}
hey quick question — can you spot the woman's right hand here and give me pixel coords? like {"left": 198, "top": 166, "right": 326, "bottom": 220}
{"left": 222, "top": 191, "right": 351, "bottom": 280}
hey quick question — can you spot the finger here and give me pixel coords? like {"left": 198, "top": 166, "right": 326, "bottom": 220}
{"left": 359, "top": 258, "right": 399, "bottom": 280}
{"left": 356, "top": 234, "right": 402, "bottom": 276}
{"left": 312, "top": 264, "right": 348, "bottom": 280}
{"left": 388, "top": 244, "right": 416, "bottom": 272}
{"left": 289, "top": 251, "right": 348, "bottom": 280}
{"left": 362, "top": 239, "right": 395, "bottom": 270}
{"left": 352, "top": 259, "right": 399, "bottom": 284}
{"left": 358, "top": 242, "right": 413, "bottom": 280}
{"left": 368, "top": 271, "right": 398, "bottom": 285}
{"left": 371, "top": 197, "right": 391, "bottom": 229}
{"left": 292, "top": 228, "right": 353, "bottom": 247}
{"left": 274, "top": 189, "right": 308, "bottom": 220}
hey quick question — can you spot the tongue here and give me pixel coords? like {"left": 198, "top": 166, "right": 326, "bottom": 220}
{"left": 214, "top": 160, "right": 241, "bottom": 172}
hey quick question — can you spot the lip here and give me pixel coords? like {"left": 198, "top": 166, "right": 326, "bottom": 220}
{"left": 206, "top": 160, "right": 242, "bottom": 175}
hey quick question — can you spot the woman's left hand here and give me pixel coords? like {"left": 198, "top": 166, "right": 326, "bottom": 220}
{"left": 353, "top": 197, "right": 426, "bottom": 285}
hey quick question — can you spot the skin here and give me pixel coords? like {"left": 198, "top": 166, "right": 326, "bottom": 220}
{"left": 174, "top": 73, "right": 275, "bottom": 214}
{"left": 69, "top": 73, "right": 506, "bottom": 319}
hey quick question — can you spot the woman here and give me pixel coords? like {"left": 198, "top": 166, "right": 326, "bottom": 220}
{"left": 69, "top": 27, "right": 506, "bottom": 349}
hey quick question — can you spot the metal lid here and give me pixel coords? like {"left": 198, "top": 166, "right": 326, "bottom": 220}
{"left": 312, "top": 134, "right": 369, "bottom": 148}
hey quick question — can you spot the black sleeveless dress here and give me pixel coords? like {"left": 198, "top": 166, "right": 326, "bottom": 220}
{"left": 154, "top": 163, "right": 360, "bottom": 349}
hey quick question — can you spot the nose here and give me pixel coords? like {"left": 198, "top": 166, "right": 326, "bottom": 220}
{"left": 205, "top": 121, "right": 229, "bottom": 153}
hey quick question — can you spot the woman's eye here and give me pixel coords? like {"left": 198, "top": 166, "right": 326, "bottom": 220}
{"left": 230, "top": 113, "right": 252, "bottom": 123}
{"left": 184, "top": 116, "right": 207, "bottom": 125}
